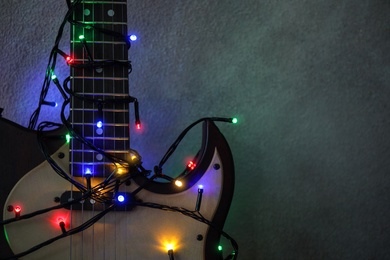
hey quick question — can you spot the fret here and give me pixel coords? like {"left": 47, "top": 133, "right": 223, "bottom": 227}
{"left": 71, "top": 108, "right": 128, "bottom": 112}
{"left": 72, "top": 0, "right": 126, "bottom": 2}
{"left": 71, "top": 76, "right": 128, "bottom": 81}
{"left": 71, "top": 162, "right": 113, "bottom": 166}
{"left": 71, "top": 93, "right": 130, "bottom": 98}
{"left": 70, "top": 40, "right": 127, "bottom": 44}
{"left": 71, "top": 58, "right": 129, "bottom": 63}
{"left": 71, "top": 123, "right": 129, "bottom": 126}
{"left": 71, "top": 149, "right": 129, "bottom": 154}
{"left": 73, "top": 21, "right": 127, "bottom": 25}
{"left": 84, "top": 137, "right": 129, "bottom": 140}
{"left": 82, "top": 1, "right": 127, "bottom": 4}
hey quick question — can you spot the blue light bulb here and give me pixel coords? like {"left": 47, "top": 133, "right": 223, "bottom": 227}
{"left": 117, "top": 195, "right": 125, "bottom": 202}
{"left": 129, "top": 34, "right": 137, "bottom": 41}
{"left": 97, "top": 120, "right": 103, "bottom": 128}
{"left": 85, "top": 168, "right": 92, "bottom": 175}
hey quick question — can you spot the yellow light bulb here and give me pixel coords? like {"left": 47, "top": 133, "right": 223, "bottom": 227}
{"left": 174, "top": 180, "right": 183, "bottom": 187}
{"left": 166, "top": 244, "right": 174, "bottom": 251}
{"left": 117, "top": 167, "right": 129, "bottom": 175}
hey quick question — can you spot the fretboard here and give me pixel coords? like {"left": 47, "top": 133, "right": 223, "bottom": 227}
{"left": 69, "top": 0, "right": 130, "bottom": 177}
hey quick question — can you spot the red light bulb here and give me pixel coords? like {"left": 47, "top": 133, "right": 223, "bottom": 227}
{"left": 14, "top": 206, "right": 21, "bottom": 213}
{"left": 57, "top": 217, "right": 66, "bottom": 233}
{"left": 136, "top": 123, "right": 141, "bottom": 130}
{"left": 187, "top": 161, "right": 196, "bottom": 170}
{"left": 14, "top": 205, "right": 21, "bottom": 218}
{"left": 66, "top": 56, "right": 74, "bottom": 64}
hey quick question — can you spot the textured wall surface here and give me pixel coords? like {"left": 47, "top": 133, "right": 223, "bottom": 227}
{"left": 1, "top": 0, "right": 389, "bottom": 259}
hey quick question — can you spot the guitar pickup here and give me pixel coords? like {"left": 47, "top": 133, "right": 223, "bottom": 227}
{"left": 60, "top": 190, "right": 136, "bottom": 211}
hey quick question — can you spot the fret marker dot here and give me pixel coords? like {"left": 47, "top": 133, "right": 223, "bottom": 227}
{"left": 96, "top": 154, "right": 103, "bottom": 161}
{"left": 96, "top": 67, "right": 103, "bottom": 73}
{"left": 84, "top": 9, "right": 90, "bottom": 16}
{"left": 96, "top": 128, "right": 103, "bottom": 135}
{"left": 107, "top": 9, "right": 115, "bottom": 17}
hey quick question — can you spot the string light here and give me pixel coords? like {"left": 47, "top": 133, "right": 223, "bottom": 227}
{"left": 129, "top": 34, "right": 137, "bottom": 41}
{"left": 57, "top": 217, "right": 66, "bottom": 234}
{"left": 166, "top": 244, "right": 175, "bottom": 260}
{"left": 96, "top": 120, "right": 103, "bottom": 128}
{"left": 56, "top": 49, "right": 73, "bottom": 64}
{"left": 41, "top": 100, "right": 58, "bottom": 107}
{"left": 66, "top": 56, "right": 73, "bottom": 64}
{"left": 117, "top": 195, "right": 125, "bottom": 203}
{"left": 195, "top": 185, "right": 204, "bottom": 212}
{"left": 187, "top": 160, "right": 196, "bottom": 170}
{"left": 85, "top": 168, "right": 92, "bottom": 191}
{"left": 134, "top": 99, "right": 141, "bottom": 130}
{"left": 14, "top": 206, "right": 21, "bottom": 218}
{"left": 174, "top": 180, "right": 183, "bottom": 187}
{"left": 116, "top": 166, "right": 127, "bottom": 175}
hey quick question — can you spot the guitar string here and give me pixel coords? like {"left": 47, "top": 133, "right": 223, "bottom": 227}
{"left": 101, "top": 2, "right": 105, "bottom": 258}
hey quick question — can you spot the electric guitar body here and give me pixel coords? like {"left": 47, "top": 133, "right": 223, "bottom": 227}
{"left": 0, "top": 117, "right": 235, "bottom": 259}
{"left": 1, "top": 0, "right": 235, "bottom": 259}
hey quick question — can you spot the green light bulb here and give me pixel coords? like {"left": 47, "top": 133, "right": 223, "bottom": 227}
{"left": 218, "top": 245, "right": 223, "bottom": 251}
{"left": 51, "top": 74, "right": 57, "bottom": 80}
{"left": 231, "top": 117, "right": 238, "bottom": 124}
{"left": 66, "top": 134, "right": 71, "bottom": 143}
{"left": 79, "top": 35, "right": 85, "bottom": 40}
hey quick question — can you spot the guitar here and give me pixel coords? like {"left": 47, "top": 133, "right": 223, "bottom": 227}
{"left": 0, "top": 0, "right": 235, "bottom": 259}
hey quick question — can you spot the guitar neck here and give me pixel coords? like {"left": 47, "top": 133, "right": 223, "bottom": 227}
{"left": 69, "top": 0, "right": 130, "bottom": 178}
